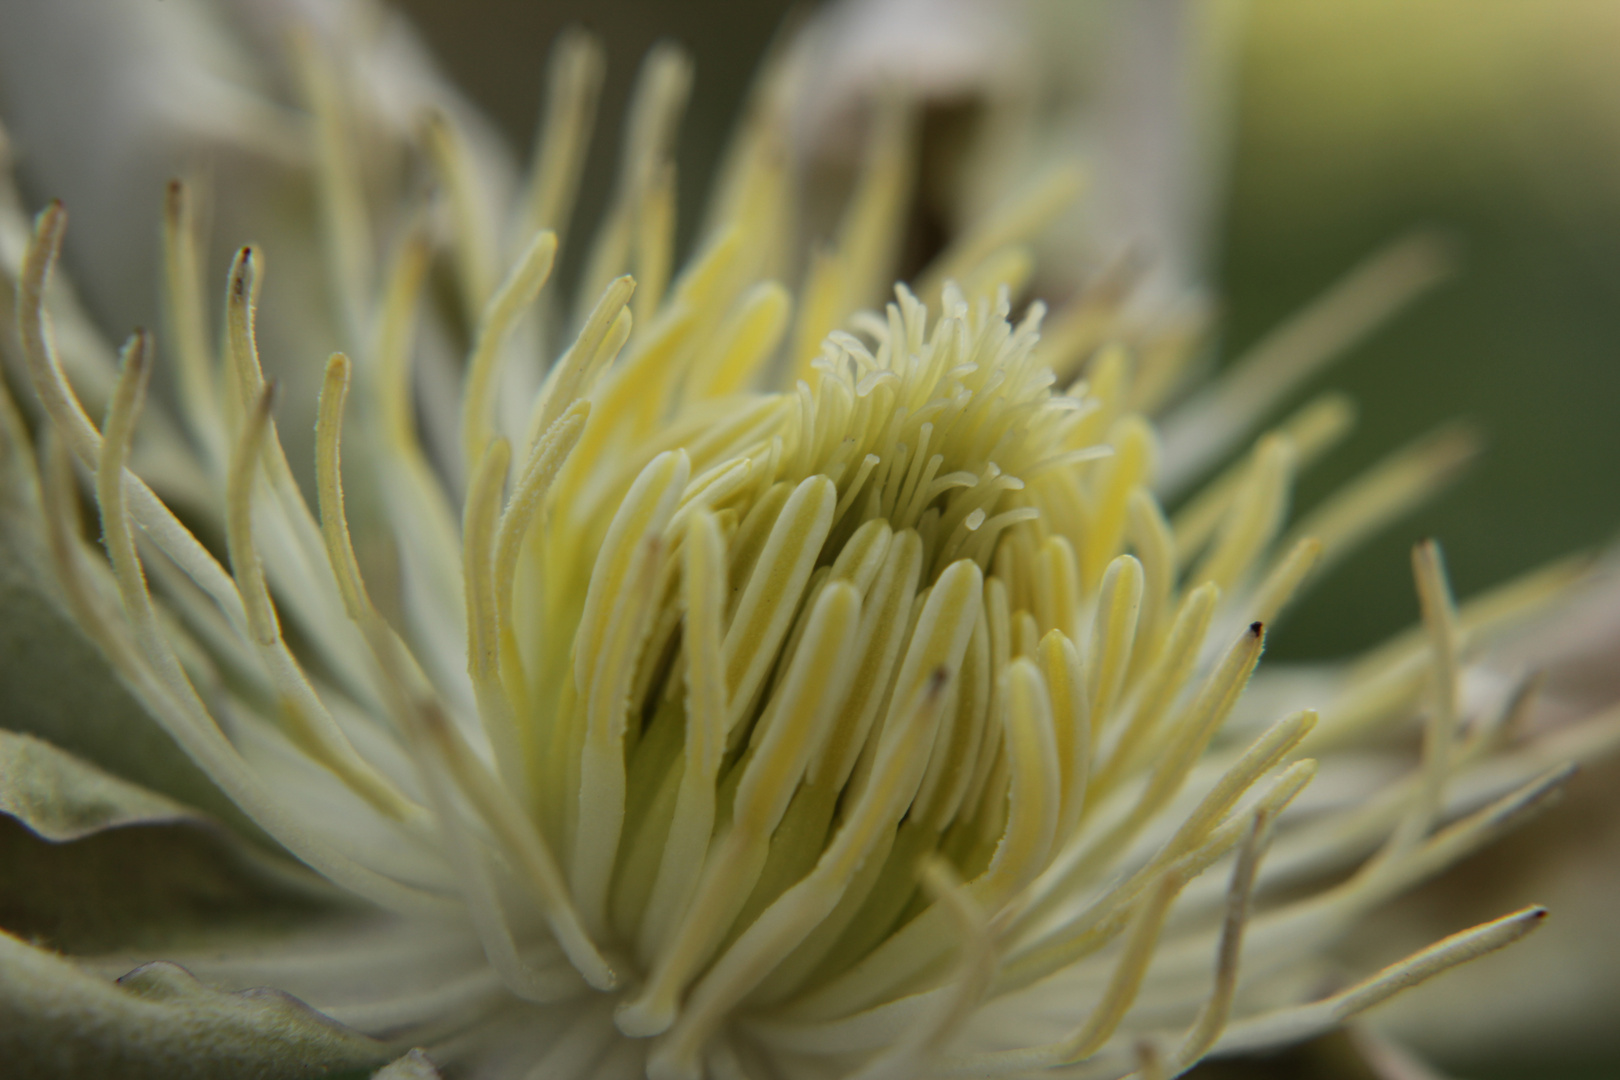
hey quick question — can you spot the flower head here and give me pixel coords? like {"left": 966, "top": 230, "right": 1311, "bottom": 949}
{"left": 1, "top": 6, "right": 1617, "bottom": 1080}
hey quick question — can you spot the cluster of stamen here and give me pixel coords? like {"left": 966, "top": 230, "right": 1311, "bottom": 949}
{"left": 5, "top": 23, "right": 1615, "bottom": 1080}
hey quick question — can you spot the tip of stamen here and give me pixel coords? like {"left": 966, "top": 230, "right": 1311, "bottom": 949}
{"left": 1249, "top": 621, "right": 1264, "bottom": 638}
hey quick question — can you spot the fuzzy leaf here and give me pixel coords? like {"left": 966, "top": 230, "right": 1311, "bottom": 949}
{"left": 0, "top": 929, "right": 392, "bottom": 1079}
{"left": 0, "top": 732, "right": 349, "bottom": 954}
{"left": 0, "top": 728, "right": 200, "bottom": 841}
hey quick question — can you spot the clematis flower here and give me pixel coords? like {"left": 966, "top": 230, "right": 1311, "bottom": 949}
{"left": 1, "top": 3, "right": 1618, "bottom": 1079}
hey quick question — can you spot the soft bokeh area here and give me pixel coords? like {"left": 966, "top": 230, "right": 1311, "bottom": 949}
{"left": 1223, "top": 1, "right": 1620, "bottom": 664}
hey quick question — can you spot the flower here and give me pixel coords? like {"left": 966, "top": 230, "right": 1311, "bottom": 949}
{"left": 1, "top": 4, "right": 1618, "bottom": 1079}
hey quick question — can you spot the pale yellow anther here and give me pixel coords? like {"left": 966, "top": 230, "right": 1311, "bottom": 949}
{"left": 1086, "top": 554, "right": 1144, "bottom": 727}
{"left": 636, "top": 509, "right": 730, "bottom": 959}
{"left": 224, "top": 245, "right": 266, "bottom": 426}
{"left": 688, "top": 280, "right": 791, "bottom": 402}
{"left": 422, "top": 109, "right": 498, "bottom": 315}
{"left": 1056, "top": 871, "right": 1186, "bottom": 1064}
{"left": 375, "top": 231, "right": 434, "bottom": 457}
{"left": 1172, "top": 392, "right": 1354, "bottom": 564}
{"left": 462, "top": 437, "right": 518, "bottom": 784}
{"left": 492, "top": 401, "right": 590, "bottom": 694}
{"left": 917, "top": 164, "right": 1083, "bottom": 306}
{"left": 225, "top": 382, "right": 280, "bottom": 647}
{"left": 1169, "top": 810, "right": 1270, "bottom": 1072}
{"left": 1159, "top": 232, "right": 1451, "bottom": 496}
{"left": 577, "top": 42, "right": 692, "bottom": 327}
{"left": 293, "top": 28, "right": 373, "bottom": 339}
{"left": 463, "top": 228, "right": 559, "bottom": 472}
{"left": 95, "top": 331, "right": 156, "bottom": 631}
{"left": 634, "top": 161, "right": 677, "bottom": 327}
{"left": 1193, "top": 434, "right": 1294, "bottom": 593}
{"left": 523, "top": 27, "right": 605, "bottom": 247}
{"left": 162, "top": 180, "right": 223, "bottom": 460}
{"left": 1037, "top": 630, "right": 1090, "bottom": 842}
{"left": 1387, "top": 539, "right": 1462, "bottom": 855}
{"left": 1125, "top": 490, "right": 1175, "bottom": 671}
{"left": 1282, "top": 423, "right": 1478, "bottom": 578}
{"left": 1248, "top": 535, "right": 1323, "bottom": 628}
{"left": 1081, "top": 416, "right": 1156, "bottom": 589}
{"left": 314, "top": 353, "right": 372, "bottom": 622}
{"left": 1090, "top": 582, "right": 1219, "bottom": 802}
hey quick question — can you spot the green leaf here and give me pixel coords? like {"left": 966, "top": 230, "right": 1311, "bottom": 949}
{"left": 0, "top": 728, "right": 201, "bottom": 841}
{"left": 0, "top": 929, "right": 393, "bottom": 1080}
{"left": 0, "top": 731, "right": 351, "bottom": 954}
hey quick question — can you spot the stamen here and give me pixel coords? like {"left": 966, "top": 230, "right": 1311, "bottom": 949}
{"left": 637, "top": 511, "right": 731, "bottom": 959}
{"left": 315, "top": 353, "right": 372, "bottom": 621}
{"left": 530, "top": 275, "right": 636, "bottom": 444}
{"left": 789, "top": 93, "right": 914, "bottom": 382}
{"left": 1080, "top": 417, "right": 1155, "bottom": 588}
{"left": 688, "top": 281, "right": 792, "bottom": 402}
{"left": 1215, "top": 907, "right": 1546, "bottom": 1056}
{"left": 635, "top": 162, "right": 677, "bottom": 326}
{"left": 577, "top": 43, "right": 692, "bottom": 327}
{"left": 95, "top": 331, "right": 161, "bottom": 644}
{"left": 1385, "top": 540, "right": 1462, "bottom": 856}
{"left": 1158, "top": 232, "right": 1451, "bottom": 496}
{"left": 73, "top": 336, "right": 444, "bottom": 912}
{"left": 1193, "top": 434, "right": 1294, "bottom": 592}
{"left": 572, "top": 452, "right": 691, "bottom": 935}
{"left": 619, "top": 579, "right": 864, "bottom": 1039}
{"left": 463, "top": 229, "right": 559, "bottom": 473}
{"left": 1170, "top": 809, "right": 1271, "bottom": 1071}
{"left": 293, "top": 29, "right": 373, "bottom": 339}
{"left": 977, "top": 658, "right": 1061, "bottom": 903}
{"left": 841, "top": 861, "right": 994, "bottom": 1080}
{"left": 1038, "top": 630, "right": 1091, "bottom": 843}
{"left": 523, "top": 27, "right": 605, "bottom": 247}
{"left": 1086, "top": 554, "right": 1145, "bottom": 728}
{"left": 1125, "top": 491, "right": 1175, "bottom": 674}
{"left": 161, "top": 179, "right": 224, "bottom": 460}
{"left": 1055, "top": 870, "right": 1188, "bottom": 1064}
{"left": 492, "top": 402, "right": 591, "bottom": 710}
{"left": 1171, "top": 392, "right": 1355, "bottom": 564}
{"left": 720, "top": 477, "right": 838, "bottom": 732}
{"left": 916, "top": 165, "right": 1084, "bottom": 306}
{"left": 1247, "top": 536, "right": 1323, "bottom": 628}
{"left": 408, "top": 698, "right": 618, "bottom": 990}
{"left": 463, "top": 437, "right": 521, "bottom": 791}
{"left": 224, "top": 245, "right": 266, "bottom": 422}
{"left": 225, "top": 382, "right": 281, "bottom": 646}
{"left": 1283, "top": 424, "right": 1478, "bottom": 579}
{"left": 422, "top": 109, "right": 498, "bottom": 315}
